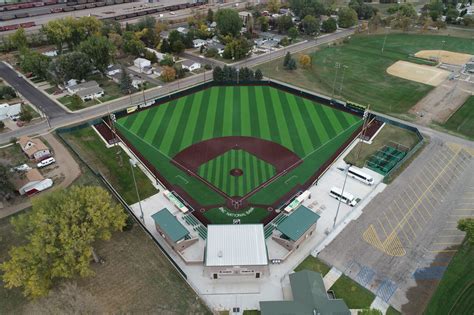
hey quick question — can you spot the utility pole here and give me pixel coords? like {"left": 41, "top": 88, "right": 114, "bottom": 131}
{"left": 333, "top": 164, "right": 350, "bottom": 229}
{"left": 355, "top": 105, "right": 370, "bottom": 160}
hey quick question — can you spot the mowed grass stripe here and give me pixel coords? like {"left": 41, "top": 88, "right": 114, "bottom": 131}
{"left": 232, "top": 87, "right": 241, "bottom": 135}
{"left": 229, "top": 149, "right": 236, "bottom": 195}
{"left": 284, "top": 93, "right": 316, "bottom": 154}
{"left": 252, "top": 155, "right": 260, "bottom": 188}
{"left": 129, "top": 111, "right": 148, "bottom": 134}
{"left": 254, "top": 86, "right": 272, "bottom": 140}
{"left": 303, "top": 99, "right": 330, "bottom": 142}
{"left": 260, "top": 86, "right": 281, "bottom": 144}
{"left": 322, "top": 106, "right": 344, "bottom": 132}
{"left": 248, "top": 86, "right": 262, "bottom": 138}
{"left": 294, "top": 97, "right": 322, "bottom": 148}
{"left": 222, "top": 87, "right": 233, "bottom": 136}
{"left": 240, "top": 87, "right": 252, "bottom": 136}
{"left": 202, "top": 87, "right": 219, "bottom": 140}
{"left": 168, "top": 93, "right": 196, "bottom": 155}
{"left": 159, "top": 97, "right": 187, "bottom": 155}
{"left": 215, "top": 154, "right": 222, "bottom": 190}
{"left": 121, "top": 112, "right": 139, "bottom": 129}
{"left": 213, "top": 87, "right": 225, "bottom": 137}
{"left": 136, "top": 106, "right": 158, "bottom": 138}
{"left": 191, "top": 89, "right": 212, "bottom": 144}
{"left": 332, "top": 109, "right": 351, "bottom": 130}
{"left": 237, "top": 150, "right": 243, "bottom": 195}
{"left": 143, "top": 105, "right": 167, "bottom": 143}
{"left": 277, "top": 91, "right": 311, "bottom": 155}
{"left": 245, "top": 151, "right": 251, "bottom": 194}
{"left": 151, "top": 100, "right": 178, "bottom": 147}
{"left": 269, "top": 87, "right": 294, "bottom": 151}
{"left": 222, "top": 151, "right": 228, "bottom": 194}
{"left": 179, "top": 91, "right": 204, "bottom": 150}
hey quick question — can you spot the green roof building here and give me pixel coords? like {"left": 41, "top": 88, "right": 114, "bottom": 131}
{"left": 260, "top": 270, "right": 350, "bottom": 315}
{"left": 151, "top": 208, "right": 197, "bottom": 252}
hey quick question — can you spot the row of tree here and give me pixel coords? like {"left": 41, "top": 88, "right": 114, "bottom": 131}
{"left": 212, "top": 66, "right": 263, "bottom": 82}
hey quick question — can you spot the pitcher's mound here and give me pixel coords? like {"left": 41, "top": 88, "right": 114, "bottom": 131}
{"left": 415, "top": 50, "right": 473, "bottom": 65}
{"left": 387, "top": 61, "right": 450, "bottom": 86}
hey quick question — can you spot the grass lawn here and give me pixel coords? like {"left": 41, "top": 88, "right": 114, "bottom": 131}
{"left": 424, "top": 242, "right": 474, "bottom": 315}
{"left": 256, "top": 34, "right": 474, "bottom": 115}
{"left": 44, "top": 86, "right": 58, "bottom": 95}
{"left": 294, "top": 255, "right": 331, "bottom": 276}
{"left": 59, "top": 127, "right": 157, "bottom": 204}
{"left": 115, "top": 85, "right": 362, "bottom": 222}
{"left": 204, "top": 207, "right": 271, "bottom": 224}
{"left": 386, "top": 306, "right": 401, "bottom": 315}
{"left": 344, "top": 123, "right": 420, "bottom": 168}
{"left": 0, "top": 142, "right": 28, "bottom": 166}
{"left": 58, "top": 95, "right": 99, "bottom": 111}
{"left": 330, "top": 274, "right": 375, "bottom": 309}
{"left": 0, "top": 211, "right": 210, "bottom": 314}
{"left": 243, "top": 311, "right": 261, "bottom": 315}
{"left": 439, "top": 96, "right": 474, "bottom": 140}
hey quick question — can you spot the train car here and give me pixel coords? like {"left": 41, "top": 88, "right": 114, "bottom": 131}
{"left": 87, "top": 0, "right": 95, "bottom": 3}
{"left": 74, "top": 4, "right": 86, "bottom": 10}
{"left": 19, "top": 22, "right": 36, "bottom": 28}
{"left": 51, "top": 7, "right": 64, "bottom": 13}
{"left": 44, "top": 0, "right": 59, "bottom": 4}
{"left": 96, "top": 2, "right": 106, "bottom": 7}
{"left": 66, "top": 1, "right": 77, "bottom": 6}
{"left": 85, "top": 3, "right": 96, "bottom": 8}
{"left": 34, "top": 2, "right": 45, "bottom": 7}
{"left": 114, "top": 15, "right": 126, "bottom": 20}
{"left": 1, "top": 15, "right": 16, "bottom": 21}
{"left": 147, "top": 8, "right": 158, "bottom": 14}
{"left": 77, "top": 0, "right": 87, "bottom": 4}
{"left": 105, "top": 0, "right": 115, "bottom": 5}
{"left": 19, "top": 3, "right": 34, "bottom": 9}
{"left": 115, "top": 0, "right": 124, "bottom": 4}
{"left": 137, "top": 11, "right": 146, "bottom": 16}
{"left": 0, "top": 24, "right": 19, "bottom": 32}
{"left": 125, "top": 12, "right": 137, "bottom": 18}
{"left": 63, "top": 6, "right": 74, "bottom": 11}
{"left": 5, "top": 4, "right": 20, "bottom": 11}
{"left": 15, "top": 12, "right": 30, "bottom": 18}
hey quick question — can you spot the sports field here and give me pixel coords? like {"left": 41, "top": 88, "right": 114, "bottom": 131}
{"left": 256, "top": 34, "right": 474, "bottom": 115}
{"left": 441, "top": 96, "right": 474, "bottom": 140}
{"left": 115, "top": 85, "right": 362, "bottom": 224}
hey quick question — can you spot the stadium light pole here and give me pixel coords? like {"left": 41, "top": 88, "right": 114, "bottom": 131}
{"left": 332, "top": 62, "right": 341, "bottom": 98}
{"left": 339, "top": 65, "right": 348, "bottom": 97}
{"left": 381, "top": 27, "right": 390, "bottom": 54}
{"left": 333, "top": 164, "right": 350, "bottom": 229}
{"left": 129, "top": 158, "right": 144, "bottom": 222}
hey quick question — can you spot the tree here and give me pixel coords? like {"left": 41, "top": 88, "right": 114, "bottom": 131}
{"left": 322, "top": 17, "right": 337, "bottom": 33}
{"left": 298, "top": 54, "right": 312, "bottom": 68}
{"left": 0, "top": 164, "right": 13, "bottom": 199}
{"left": 287, "top": 58, "right": 297, "bottom": 70}
{"left": 215, "top": 8, "right": 243, "bottom": 37}
{"left": 338, "top": 7, "right": 358, "bottom": 28}
{"left": 0, "top": 86, "right": 17, "bottom": 100}
{"left": 288, "top": 27, "right": 299, "bottom": 41}
{"left": 283, "top": 51, "right": 292, "bottom": 67}
{"left": 207, "top": 8, "right": 214, "bottom": 23}
{"left": 239, "top": 67, "right": 254, "bottom": 81}
{"left": 446, "top": 8, "right": 459, "bottom": 24}
{"left": 302, "top": 15, "right": 320, "bottom": 35}
{"left": 276, "top": 15, "right": 294, "bottom": 33}
{"left": 122, "top": 31, "right": 145, "bottom": 56}
{"left": 108, "top": 33, "right": 123, "bottom": 50}
{"left": 255, "top": 69, "right": 263, "bottom": 80}
{"left": 349, "top": 0, "right": 376, "bottom": 20}
{"left": 267, "top": 0, "right": 281, "bottom": 13}
{"left": 19, "top": 107, "right": 33, "bottom": 123}
{"left": 9, "top": 27, "right": 28, "bottom": 50}
{"left": 258, "top": 16, "right": 269, "bottom": 32}
{"left": 160, "top": 66, "right": 176, "bottom": 82}
{"left": 223, "top": 38, "right": 252, "bottom": 60}
{"left": 48, "top": 52, "right": 93, "bottom": 84}
{"left": 171, "top": 40, "right": 185, "bottom": 54}
{"left": 79, "top": 36, "right": 115, "bottom": 74}
{"left": 0, "top": 186, "right": 127, "bottom": 298}
{"left": 458, "top": 218, "right": 474, "bottom": 244}
{"left": 289, "top": 0, "right": 327, "bottom": 19}
{"left": 41, "top": 19, "right": 72, "bottom": 54}
{"left": 119, "top": 69, "right": 132, "bottom": 94}
{"left": 18, "top": 49, "right": 51, "bottom": 79}
{"left": 101, "top": 20, "right": 122, "bottom": 37}
{"left": 159, "top": 54, "right": 174, "bottom": 67}
{"left": 160, "top": 38, "right": 172, "bottom": 53}
{"left": 213, "top": 66, "right": 224, "bottom": 82}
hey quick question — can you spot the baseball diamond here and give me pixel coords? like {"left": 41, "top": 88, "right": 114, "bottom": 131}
{"left": 115, "top": 84, "right": 363, "bottom": 225}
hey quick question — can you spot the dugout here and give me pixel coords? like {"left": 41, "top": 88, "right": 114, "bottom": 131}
{"left": 272, "top": 205, "right": 320, "bottom": 251}
{"left": 151, "top": 208, "right": 198, "bottom": 252}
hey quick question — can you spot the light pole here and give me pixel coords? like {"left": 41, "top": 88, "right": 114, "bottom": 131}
{"left": 332, "top": 62, "right": 341, "bottom": 98}
{"left": 333, "top": 164, "right": 350, "bottom": 229}
{"left": 381, "top": 27, "right": 390, "bottom": 54}
{"left": 437, "top": 40, "right": 446, "bottom": 63}
{"left": 339, "top": 65, "right": 348, "bottom": 97}
{"left": 129, "top": 158, "right": 144, "bottom": 222}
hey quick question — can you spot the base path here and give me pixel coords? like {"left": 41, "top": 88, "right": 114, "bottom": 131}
{"left": 386, "top": 61, "right": 450, "bottom": 86}
{"left": 415, "top": 50, "right": 473, "bottom": 65}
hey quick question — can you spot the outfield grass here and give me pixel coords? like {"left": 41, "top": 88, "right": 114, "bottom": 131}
{"left": 440, "top": 96, "right": 474, "bottom": 140}
{"left": 0, "top": 211, "right": 210, "bottom": 314}
{"left": 424, "top": 242, "right": 474, "bottom": 315}
{"left": 330, "top": 274, "right": 375, "bottom": 309}
{"left": 203, "top": 207, "right": 270, "bottom": 224}
{"left": 294, "top": 255, "right": 331, "bottom": 276}
{"left": 256, "top": 34, "right": 474, "bottom": 115}
{"left": 60, "top": 127, "right": 157, "bottom": 204}
{"left": 198, "top": 149, "right": 276, "bottom": 197}
{"left": 344, "top": 123, "right": 420, "bottom": 168}
{"left": 115, "top": 85, "right": 362, "bottom": 217}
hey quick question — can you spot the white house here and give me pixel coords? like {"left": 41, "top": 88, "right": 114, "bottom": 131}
{"left": 134, "top": 58, "right": 152, "bottom": 73}
{"left": 177, "top": 27, "right": 188, "bottom": 34}
{"left": 193, "top": 39, "right": 207, "bottom": 48}
{"left": 106, "top": 64, "right": 122, "bottom": 76}
{"left": 181, "top": 60, "right": 201, "bottom": 72}
{"left": 76, "top": 86, "right": 104, "bottom": 102}
{"left": 66, "top": 80, "right": 99, "bottom": 94}
{"left": 153, "top": 66, "right": 163, "bottom": 76}
{"left": 12, "top": 168, "right": 53, "bottom": 196}
{"left": 131, "top": 76, "right": 145, "bottom": 89}
{"left": 18, "top": 136, "right": 51, "bottom": 161}
{"left": 0, "top": 103, "right": 22, "bottom": 121}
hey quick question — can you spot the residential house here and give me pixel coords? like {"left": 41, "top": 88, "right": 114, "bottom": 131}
{"left": 145, "top": 48, "right": 169, "bottom": 62}
{"left": 161, "top": 30, "right": 169, "bottom": 39}
{"left": 177, "top": 27, "right": 188, "bottom": 34}
{"left": 18, "top": 136, "right": 51, "bottom": 161}
{"left": 11, "top": 168, "right": 53, "bottom": 196}
{"left": 76, "top": 86, "right": 104, "bottom": 102}
{"left": 238, "top": 11, "right": 252, "bottom": 26}
{"left": 134, "top": 58, "right": 152, "bottom": 74}
{"left": 181, "top": 60, "right": 201, "bottom": 72}
{"left": 131, "top": 76, "right": 145, "bottom": 89}
{"left": 193, "top": 39, "right": 207, "bottom": 48}
{"left": 153, "top": 66, "right": 163, "bottom": 76}
{"left": 259, "top": 32, "right": 285, "bottom": 42}
{"left": 207, "top": 43, "right": 225, "bottom": 56}
{"left": 66, "top": 80, "right": 99, "bottom": 94}
{"left": 0, "top": 103, "right": 22, "bottom": 121}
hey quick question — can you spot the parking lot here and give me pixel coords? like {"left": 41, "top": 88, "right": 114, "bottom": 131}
{"left": 318, "top": 138, "right": 474, "bottom": 314}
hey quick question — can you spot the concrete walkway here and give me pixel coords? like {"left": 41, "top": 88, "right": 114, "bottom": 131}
{"left": 370, "top": 296, "right": 390, "bottom": 314}
{"left": 323, "top": 267, "right": 342, "bottom": 289}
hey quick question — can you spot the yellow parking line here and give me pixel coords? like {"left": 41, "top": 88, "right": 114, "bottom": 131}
{"left": 378, "top": 218, "right": 388, "bottom": 237}
{"left": 430, "top": 249, "right": 458, "bottom": 253}
{"left": 408, "top": 186, "right": 431, "bottom": 220}
{"left": 434, "top": 242, "right": 461, "bottom": 245}
{"left": 384, "top": 213, "right": 395, "bottom": 230}
{"left": 395, "top": 198, "right": 423, "bottom": 231}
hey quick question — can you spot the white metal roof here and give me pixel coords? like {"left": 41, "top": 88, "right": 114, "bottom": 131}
{"left": 205, "top": 224, "right": 268, "bottom": 267}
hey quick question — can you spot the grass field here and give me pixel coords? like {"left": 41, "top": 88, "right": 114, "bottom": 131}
{"left": 198, "top": 149, "right": 276, "bottom": 197}
{"left": 0, "top": 211, "right": 210, "bottom": 314}
{"left": 440, "top": 96, "right": 474, "bottom": 140}
{"left": 424, "top": 242, "right": 474, "bottom": 314}
{"left": 330, "top": 274, "right": 375, "bottom": 309}
{"left": 60, "top": 128, "right": 157, "bottom": 204}
{"left": 294, "top": 255, "right": 331, "bottom": 276}
{"left": 256, "top": 34, "right": 474, "bottom": 116}
{"left": 115, "top": 85, "right": 362, "bottom": 219}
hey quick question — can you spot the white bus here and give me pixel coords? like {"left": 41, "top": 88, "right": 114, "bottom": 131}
{"left": 329, "top": 187, "right": 358, "bottom": 207}
{"left": 348, "top": 166, "right": 374, "bottom": 186}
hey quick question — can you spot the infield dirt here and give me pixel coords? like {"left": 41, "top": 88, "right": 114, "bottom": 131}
{"left": 386, "top": 61, "right": 450, "bottom": 86}
{"left": 415, "top": 50, "right": 473, "bottom": 65}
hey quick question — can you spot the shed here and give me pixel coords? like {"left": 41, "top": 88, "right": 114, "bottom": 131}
{"left": 277, "top": 205, "right": 320, "bottom": 242}
{"left": 151, "top": 208, "right": 189, "bottom": 243}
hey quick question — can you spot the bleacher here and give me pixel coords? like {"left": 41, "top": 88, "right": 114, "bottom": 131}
{"left": 183, "top": 214, "right": 207, "bottom": 239}
{"left": 264, "top": 213, "right": 288, "bottom": 239}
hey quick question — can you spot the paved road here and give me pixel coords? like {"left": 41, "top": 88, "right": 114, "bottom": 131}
{"left": 0, "top": 28, "right": 355, "bottom": 144}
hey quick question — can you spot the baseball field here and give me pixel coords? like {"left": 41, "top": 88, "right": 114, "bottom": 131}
{"left": 115, "top": 85, "right": 363, "bottom": 224}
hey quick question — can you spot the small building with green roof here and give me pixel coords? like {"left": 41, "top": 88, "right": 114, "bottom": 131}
{"left": 260, "top": 270, "right": 350, "bottom": 315}
{"left": 273, "top": 205, "right": 320, "bottom": 251}
{"left": 151, "top": 208, "right": 198, "bottom": 252}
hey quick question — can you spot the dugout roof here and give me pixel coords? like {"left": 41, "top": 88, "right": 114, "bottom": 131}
{"left": 151, "top": 208, "right": 189, "bottom": 242}
{"left": 260, "top": 270, "right": 350, "bottom": 315}
{"left": 277, "top": 205, "right": 320, "bottom": 242}
{"left": 205, "top": 224, "right": 268, "bottom": 267}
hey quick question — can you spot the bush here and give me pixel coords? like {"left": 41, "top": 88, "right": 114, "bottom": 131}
{"left": 322, "top": 17, "right": 337, "bottom": 33}
{"left": 204, "top": 64, "right": 212, "bottom": 70}
{"left": 205, "top": 47, "right": 218, "bottom": 58}
{"left": 0, "top": 86, "right": 16, "bottom": 100}
{"left": 19, "top": 107, "right": 33, "bottom": 123}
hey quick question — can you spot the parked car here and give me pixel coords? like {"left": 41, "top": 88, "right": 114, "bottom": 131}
{"left": 10, "top": 163, "right": 31, "bottom": 172}
{"left": 37, "top": 157, "right": 55, "bottom": 168}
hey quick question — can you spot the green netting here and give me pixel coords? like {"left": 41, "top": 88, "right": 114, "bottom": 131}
{"left": 367, "top": 146, "right": 407, "bottom": 175}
